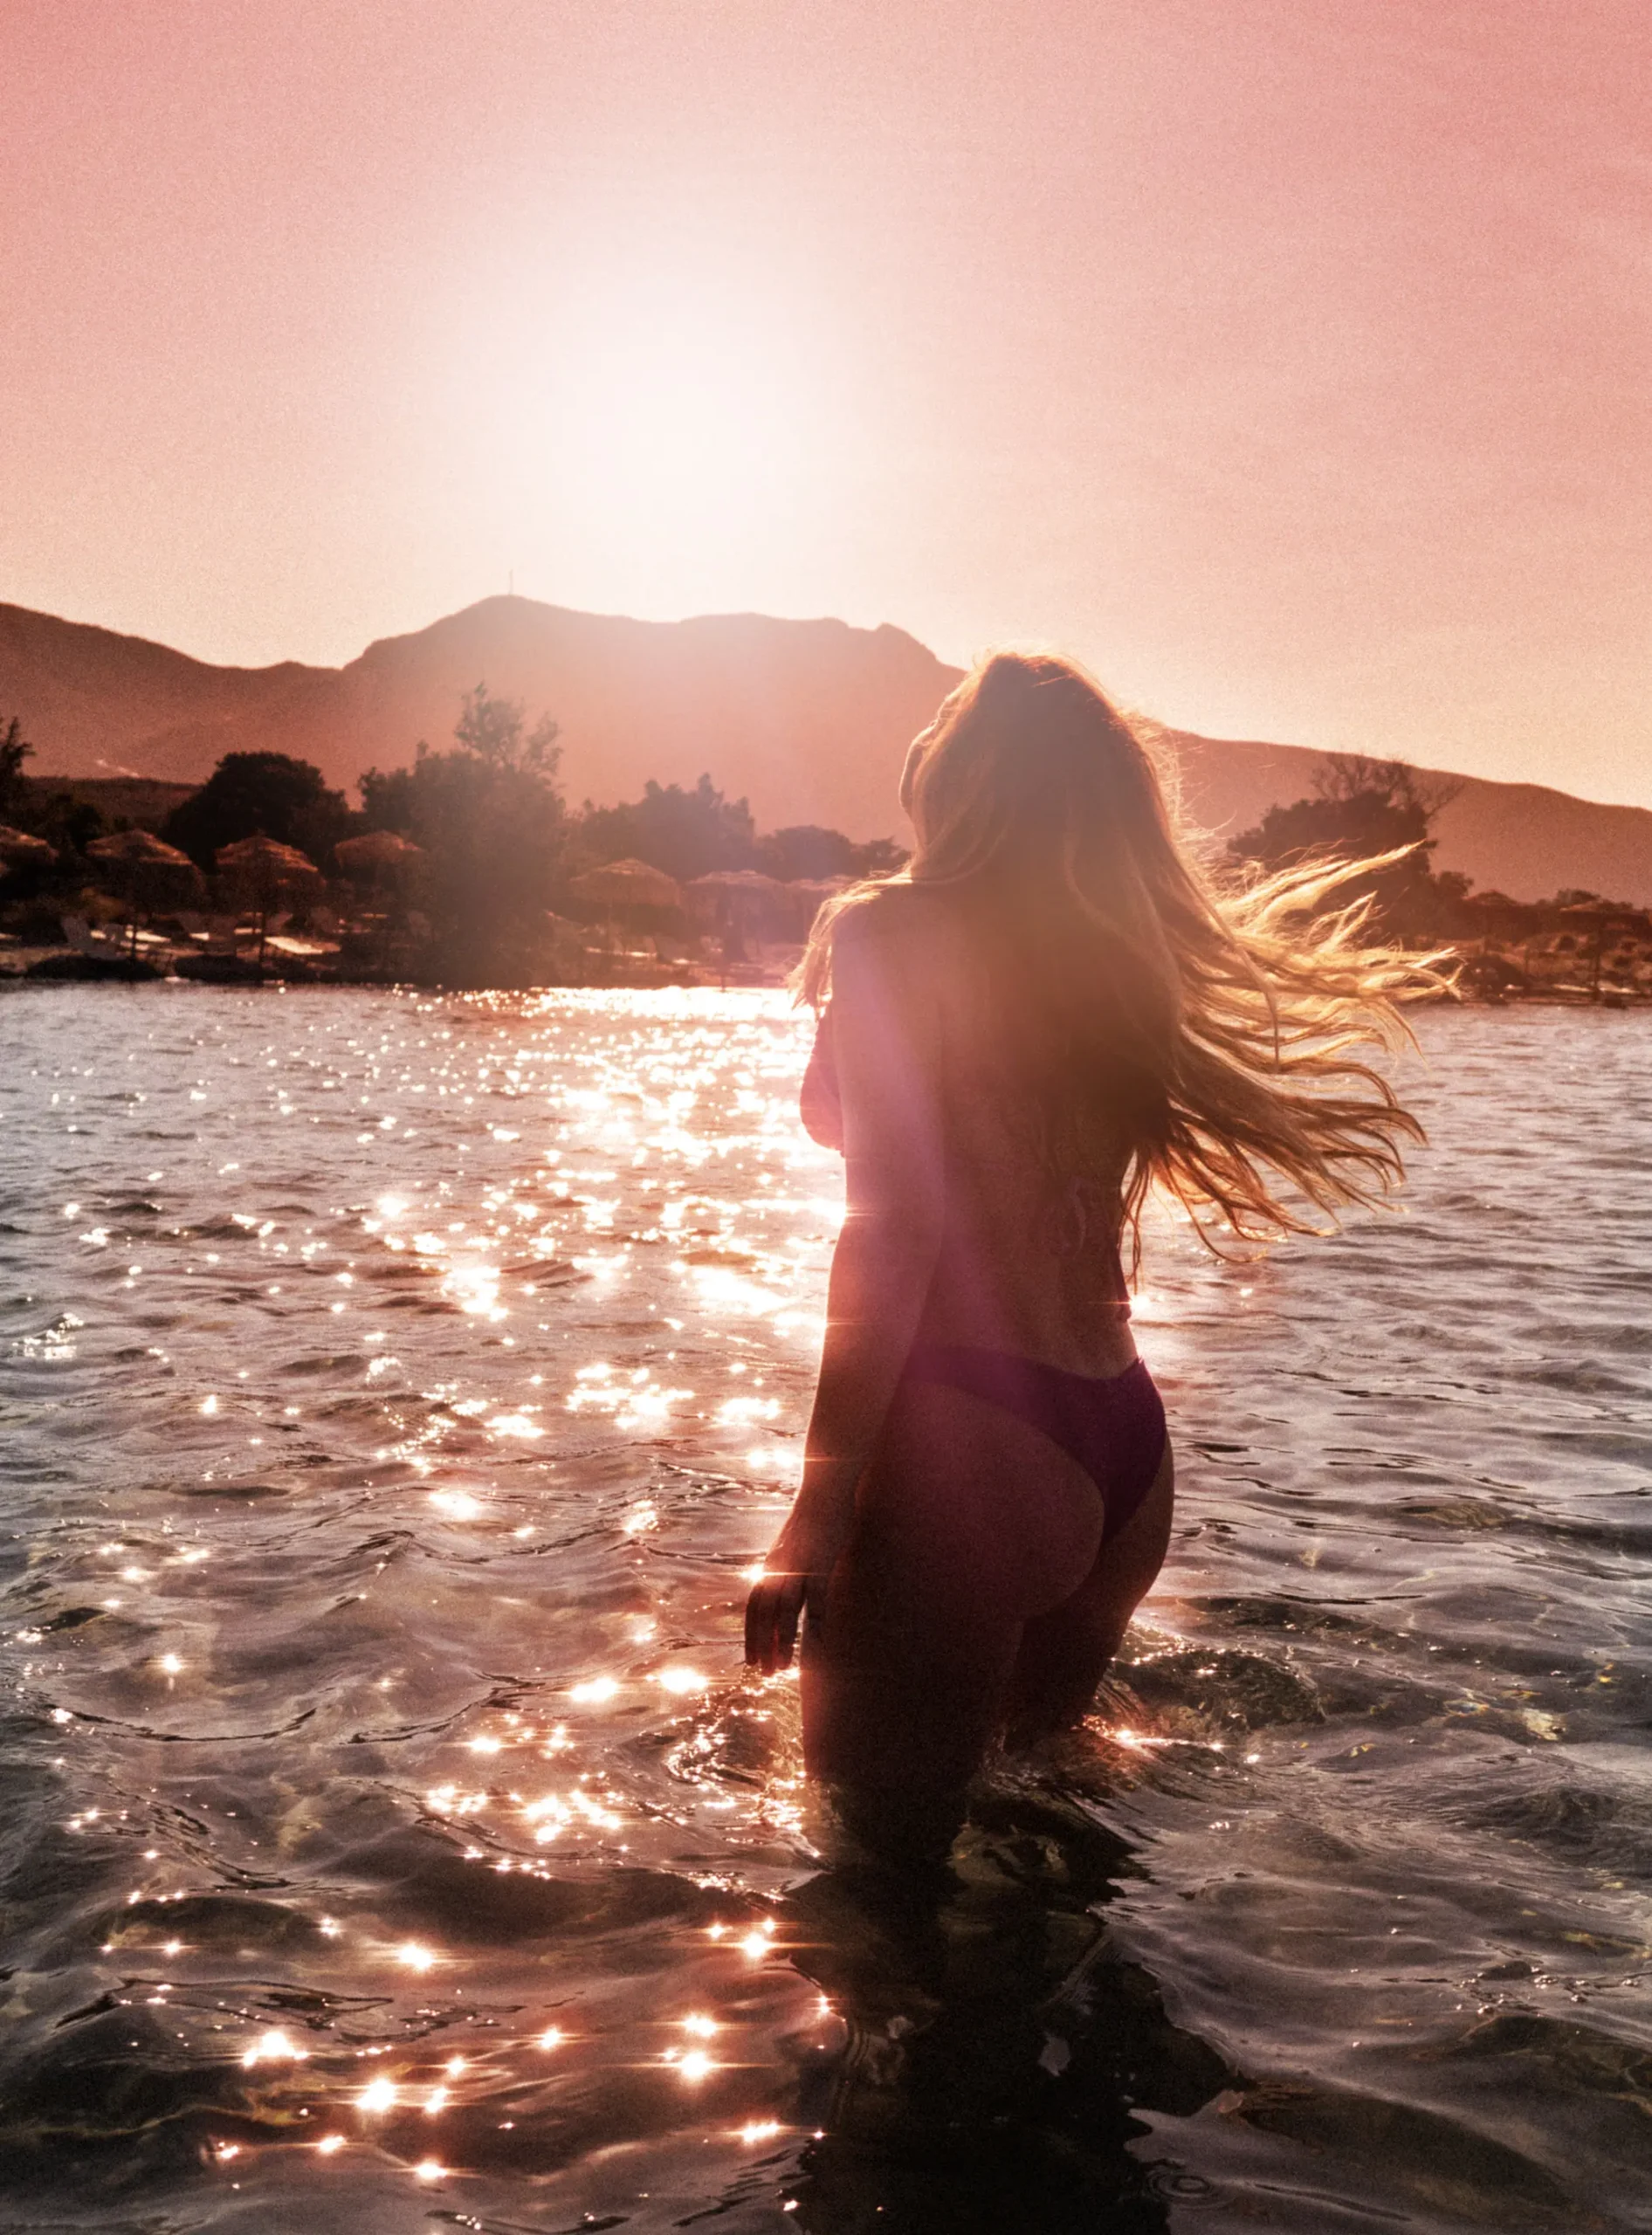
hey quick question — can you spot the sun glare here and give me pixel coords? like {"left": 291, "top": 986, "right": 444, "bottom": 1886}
{"left": 561, "top": 316, "right": 816, "bottom": 555}
{"left": 474, "top": 245, "right": 853, "bottom": 604}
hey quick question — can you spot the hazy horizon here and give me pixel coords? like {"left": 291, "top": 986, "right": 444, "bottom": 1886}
{"left": 5, "top": 2, "right": 1649, "bottom": 808}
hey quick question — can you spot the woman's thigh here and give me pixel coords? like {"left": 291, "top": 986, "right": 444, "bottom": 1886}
{"left": 801, "top": 1382, "right": 1105, "bottom": 1796}
{"left": 1006, "top": 1435, "right": 1175, "bottom": 1738}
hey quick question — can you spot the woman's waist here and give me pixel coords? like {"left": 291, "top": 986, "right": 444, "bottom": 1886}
{"left": 912, "top": 1283, "right": 1139, "bottom": 1380}
{"left": 926, "top": 1209, "right": 1130, "bottom": 1294}
{"left": 942, "top": 1161, "right": 1128, "bottom": 1247}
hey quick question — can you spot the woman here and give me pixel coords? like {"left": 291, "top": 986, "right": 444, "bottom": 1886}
{"left": 745, "top": 651, "right": 1442, "bottom": 1860}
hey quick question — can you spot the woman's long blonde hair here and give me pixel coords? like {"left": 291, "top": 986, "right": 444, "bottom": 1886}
{"left": 799, "top": 650, "right": 1452, "bottom": 1256}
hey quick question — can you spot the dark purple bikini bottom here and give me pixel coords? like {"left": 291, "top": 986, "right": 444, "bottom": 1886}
{"left": 898, "top": 1345, "right": 1167, "bottom": 1544}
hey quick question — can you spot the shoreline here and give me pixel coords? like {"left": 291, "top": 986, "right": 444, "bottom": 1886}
{"left": 3, "top": 945, "right": 1649, "bottom": 1006}
{"left": 0, "top": 940, "right": 796, "bottom": 994}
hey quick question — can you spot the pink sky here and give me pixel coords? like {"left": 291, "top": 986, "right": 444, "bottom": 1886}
{"left": 3, "top": 0, "right": 1649, "bottom": 805}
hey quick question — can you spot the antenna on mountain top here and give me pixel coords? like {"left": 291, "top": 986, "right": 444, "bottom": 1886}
{"left": 508, "top": 570, "right": 514, "bottom": 597}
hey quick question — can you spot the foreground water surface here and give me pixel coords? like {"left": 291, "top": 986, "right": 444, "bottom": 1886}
{"left": 1, "top": 987, "right": 1648, "bottom": 2234}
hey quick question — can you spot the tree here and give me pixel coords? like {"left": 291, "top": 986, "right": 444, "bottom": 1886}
{"left": 1318, "top": 753, "right": 1462, "bottom": 822}
{"left": 28, "top": 789, "right": 107, "bottom": 857}
{"left": 1229, "top": 754, "right": 1465, "bottom": 936}
{"left": 452, "top": 679, "right": 561, "bottom": 771}
{"left": 571, "top": 774, "right": 756, "bottom": 883}
{"left": 0, "top": 714, "right": 33, "bottom": 821}
{"left": 754, "top": 824, "right": 908, "bottom": 881}
{"left": 754, "top": 823, "right": 856, "bottom": 880}
{"left": 163, "top": 752, "right": 354, "bottom": 869}
{"left": 1550, "top": 887, "right": 1634, "bottom": 912}
{"left": 359, "top": 684, "right": 567, "bottom": 986}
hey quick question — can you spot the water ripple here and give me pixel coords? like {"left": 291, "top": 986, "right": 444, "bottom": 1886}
{"left": 0, "top": 987, "right": 1647, "bottom": 2232}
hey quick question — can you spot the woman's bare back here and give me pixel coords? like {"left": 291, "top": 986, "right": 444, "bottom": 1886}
{"left": 795, "top": 896, "right": 1172, "bottom": 1857}
{"left": 806, "top": 893, "right": 1140, "bottom": 1376}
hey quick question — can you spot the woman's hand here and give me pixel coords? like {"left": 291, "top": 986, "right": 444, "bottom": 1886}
{"left": 742, "top": 1503, "right": 847, "bottom": 1675}
{"left": 743, "top": 1564, "right": 811, "bottom": 1675}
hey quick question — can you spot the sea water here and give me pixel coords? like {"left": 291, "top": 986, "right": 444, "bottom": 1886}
{"left": 0, "top": 987, "right": 1647, "bottom": 2233}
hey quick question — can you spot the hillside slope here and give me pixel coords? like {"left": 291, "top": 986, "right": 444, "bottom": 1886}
{"left": 1169, "top": 732, "right": 1652, "bottom": 906}
{"left": 4, "top": 595, "right": 1649, "bottom": 901}
{"left": 0, "top": 602, "right": 329, "bottom": 783}
{"left": 1, "top": 596, "right": 958, "bottom": 842}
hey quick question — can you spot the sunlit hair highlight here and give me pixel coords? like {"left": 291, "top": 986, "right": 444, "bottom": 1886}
{"left": 798, "top": 650, "right": 1453, "bottom": 1258}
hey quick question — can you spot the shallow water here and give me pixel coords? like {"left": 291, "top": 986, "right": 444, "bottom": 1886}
{"left": 0, "top": 987, "right": 1647, "bottom": 2234}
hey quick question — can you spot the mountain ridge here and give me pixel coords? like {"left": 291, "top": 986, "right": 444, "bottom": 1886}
{"left": 3, "top": 595, "right": 1649, "bottom": 903}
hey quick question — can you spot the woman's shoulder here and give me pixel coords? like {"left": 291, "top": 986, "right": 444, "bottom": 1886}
{"left": 835, "top": 882, "right": 967, "bottom": 967}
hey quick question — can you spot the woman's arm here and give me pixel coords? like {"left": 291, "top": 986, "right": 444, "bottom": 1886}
{"left": 745, "top": 905, "right": 950, "bottom": 1674}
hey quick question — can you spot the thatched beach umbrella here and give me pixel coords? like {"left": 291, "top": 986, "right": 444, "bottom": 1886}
{"left": 87, "top": 827, "right": 197, "bottom": 873}
{"left": 687, "top": 868, "right": 789, "bottom": 959}
{"left": 567, "top": 857, "right": 684, "bottom": 960}
{"left": 689, "top": 869, "right": 787, "bottom": 898}
{"left": 216, "top": 832, "right": 323, "bottom": 885}
{"left": 216, "top": 833, "right": 322, "bottom": 966}
{"left": 334, "top": 829, "right": 424, "bottom": 878}
{"left": 86, "top": 828, "right": 203, "bottom": 958}
{"left": 686, "top": 868, "right": 788, "bottom": 925}
{"left": 567, "top": 857, "right": 684, "bottom": 913}
{"left": 334, "top": 830, "right": 424, "bottom": 976}
{"left": 0, "top": 824, "right": 57, "bottom": 871}
{"left": 1554, "top": 898, "right": 1652, "bottom": 1001}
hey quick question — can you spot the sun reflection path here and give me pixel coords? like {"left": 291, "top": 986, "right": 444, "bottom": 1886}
{"left": 342, "top": 997, "right": 843, "bottom": 1558}
{"left": 38, "top": 992, "right": 845, "bottom": 2200}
